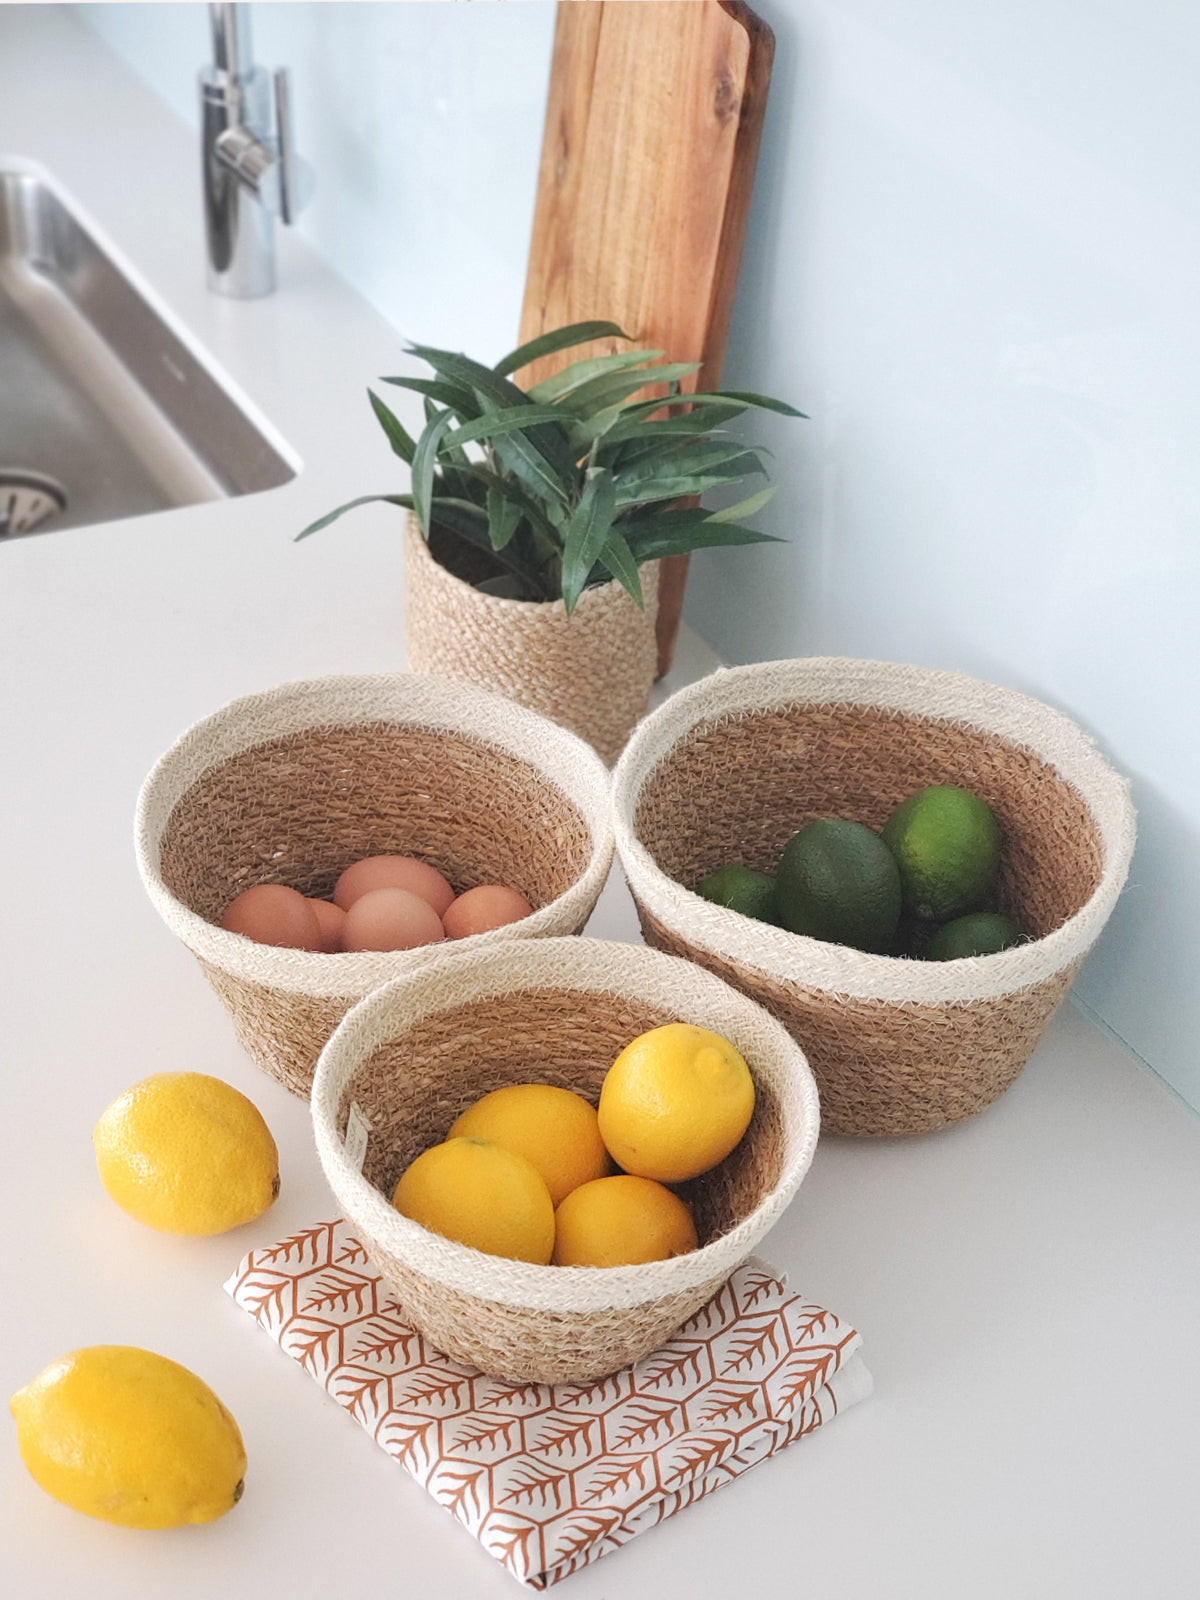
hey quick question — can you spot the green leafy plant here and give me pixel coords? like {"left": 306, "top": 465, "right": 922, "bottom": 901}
{"left": 298, "top": 320, "right": 802, "bottom": 613}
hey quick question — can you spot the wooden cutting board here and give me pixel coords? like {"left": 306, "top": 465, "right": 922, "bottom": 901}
{"left": 518, "top": 0, "right": 774, "bottom": 676}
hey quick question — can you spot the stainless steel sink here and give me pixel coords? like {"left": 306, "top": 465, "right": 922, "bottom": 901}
{"left": 0, "top": 162, "right": 296, "bottom": 537}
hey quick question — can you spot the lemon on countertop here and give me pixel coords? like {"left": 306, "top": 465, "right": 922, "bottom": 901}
{"left": 93, "top": 1071, "right": 279, "bottom": 1236}
{"left": 9, "top": 1345, "right": 246, "bottom": 1529}
{"left": 598, "top": 1022, "right": 755, "bottom": 1183}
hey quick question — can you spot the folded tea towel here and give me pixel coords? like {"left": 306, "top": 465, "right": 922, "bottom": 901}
{"left": 226, "top": 1219, "right": 872, "bottom": 1589}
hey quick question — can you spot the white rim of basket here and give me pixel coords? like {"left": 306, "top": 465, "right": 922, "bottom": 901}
{"left": 134, "top": 674, "right": 614, "bottom": 1000}
{"left": 311, "top": 937, "right": 821, "bottom": 1315}
{"left": 611, "top": 657, "right": 1137, "bottom": 1006}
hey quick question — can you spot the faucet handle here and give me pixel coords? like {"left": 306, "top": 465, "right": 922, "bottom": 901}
{"left": 212, "top": 66, "right": 312, "bottom": 222}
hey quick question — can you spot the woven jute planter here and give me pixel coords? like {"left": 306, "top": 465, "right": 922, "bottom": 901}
{"left": 611, "top": 658, "right": 1136, "bottom": 1138}
{"left": 135, "top": 674, "right": 613, "bottom": 1099}
{"left": 311, "top": 936, "right": 820, "bottom": 1384}
{"left": 403, "top": 515, "right": 660, "bottom": 766}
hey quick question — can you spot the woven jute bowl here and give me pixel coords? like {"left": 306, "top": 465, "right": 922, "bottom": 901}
{"left": 311, "top": 936, "right": 821, "bottom": 1384}
{"left": 404, "top": 515, "right": 660, "bottom": 766}
{"left": 135, "top": 674, "right": 613, "bottom": 1098}
{"left": 612, "top": 658, "right": 1136, "bottom": 1138}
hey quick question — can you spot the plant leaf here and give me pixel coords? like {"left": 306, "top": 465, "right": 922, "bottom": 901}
{"left": 620, "top": 512, "right": 783, "bottom": 561}
{"left": 441, "top": 405, "right": 572, "bottom": 450}
{"left": 490, "top": 427, "right": 575, "bottom": 512}
{"left": 707, "top": 484, "right": 777, "bottom": 523}
{"left": 554, "top": 361, "right": 700, "bottom": 420}
{"left": 294, "top": 493, "right": 409, "bottom": 541}
{"left": 597, "top": 527, "right": 644, "bottom": 608}
{"left": 527, "top": 349, "right": 665, "bottom": 404}
{"left": 379, "top": 374, "right": 480, "bottom": 416}
{"left": 427, "top": 494, "right": 487, "bottom": 522}
{"left": 571, "top": 391, "right": 749, "bottom": 451}
{"left": 699, "top": 389, "right": 807, "bottom": 417}
{"left": 367, "top": 390, "right": 417, "bottom": 464}
{"left": 614, "top": 467, "right": 761, "bottom": 511}
{"left": 491, "top": 320, "right": 632, "bottom": 379}
{"left": 561, "top": 466, "right": 618, "bottom": 614}
{"left": 614, "top": 441, "right": 766, "bottom": 491}
{"left": 432, "top": 402, "right": 472, "bottom": 472}
{"left": 597, "top": 406, "right": 747, "bottom": 456}
{"left": 450, "top": 463, "right": 564, "bottom": 544}
{"left": 407, "top": 344, "right": 580, "bottom": 485}
{"left": 451, "top": 464, "right": 563, "bottom": 550}
{"left": 412, "top": 411, "right": 459, "bottom": 534}
{"left": 486, "top": 483, "right": 521, "bottom": 551}
{"left": 407, "top": 344, "right": 544, "bottom": 414}
{"left": 602, "top": 388, "right": 803, "bottom": 425}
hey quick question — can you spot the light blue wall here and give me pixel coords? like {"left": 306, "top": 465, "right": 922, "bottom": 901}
{"left": 76, "top": 2, "right": 1199, "bottom": 1115}
{"left": 77, "top": 1, "right": 554, "bottom": 361}
{"left": 696, "top": 0, "right": 1200, "bottom": 1113}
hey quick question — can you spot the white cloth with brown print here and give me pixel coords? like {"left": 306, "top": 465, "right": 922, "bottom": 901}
{"left": 226, "top": 1219, "right": 872, "bottom": 1588}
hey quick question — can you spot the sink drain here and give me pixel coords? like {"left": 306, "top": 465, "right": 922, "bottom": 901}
{"left": 0, "top": 470, "right": 68, "bottom": 537}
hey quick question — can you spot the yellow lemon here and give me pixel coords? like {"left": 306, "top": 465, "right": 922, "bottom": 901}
{"left": 448, "top": 1084, "right": 612, "bottom": 1206}
{"left": 598, "top": 1022, "right": 755, "bottom": 1183}
{"left": 93, "top": 1072, "right": 279, "bottom": 1236}
{"left": 392, "top": 1137, "right": 555, "bottom": 1264}
{"left": 552, "top": 1174, "right": 698, "bottom": 1267}
{"left": 9, "top": 1346, "right": 246, "bottom": 1529}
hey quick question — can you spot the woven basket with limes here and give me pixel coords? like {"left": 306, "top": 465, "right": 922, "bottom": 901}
{"left": 612, "top": 657, "right": 1136, "bottom": 1137}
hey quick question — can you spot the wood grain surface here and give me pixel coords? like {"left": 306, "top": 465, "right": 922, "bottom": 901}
{"left": 519, "top": 1, "right": 774, "bottom": 676}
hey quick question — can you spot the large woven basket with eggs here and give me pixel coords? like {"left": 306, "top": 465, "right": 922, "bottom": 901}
{"left": 311, "top": 937, "right": 821, "bottom": 1385}
{"left": 135, "top": 675, "right": 613, "bottom": 1098}
{"left": 611, "top": 657, "right": 1136, "bottom": 1138}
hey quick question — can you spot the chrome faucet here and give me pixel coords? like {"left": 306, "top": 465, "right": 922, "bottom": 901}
{"left": 199, "top": 3, "right": 310, "bottom": 297}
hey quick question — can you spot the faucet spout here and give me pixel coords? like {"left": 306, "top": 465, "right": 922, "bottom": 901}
{"left": 200, "top": 3, "right": 308, "bottom": 297}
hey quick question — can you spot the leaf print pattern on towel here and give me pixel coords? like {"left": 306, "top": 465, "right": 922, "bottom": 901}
{"left": 225, "top": 1219, "right": 871, "bottom": 1589}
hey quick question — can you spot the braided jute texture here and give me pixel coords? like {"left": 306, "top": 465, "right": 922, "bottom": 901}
{"left": 403, "top": 516, "right": 660, "bottom": 766}
{"left": 612, "top": 659, "right": 1136, "bottom": 1138}
{"left": 135, "top": 675, "right": 613, "bottom": 1098}
{"left": 311, "top": 937, "right": 821, "bottom": 1384}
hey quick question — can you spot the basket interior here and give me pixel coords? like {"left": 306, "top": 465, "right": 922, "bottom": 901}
{"left": 633, "top": 703, "right": 1105, "bottom": 939}
{"left": 336, "top": 987, "right": 788, "bottom": 1252}
{"left": 158, "top": 724, "right": 596, "bottom": 922}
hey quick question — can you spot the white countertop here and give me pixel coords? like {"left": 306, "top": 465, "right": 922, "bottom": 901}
{"left": 3, "top": 10, "right": 1199, "bottom": 1599}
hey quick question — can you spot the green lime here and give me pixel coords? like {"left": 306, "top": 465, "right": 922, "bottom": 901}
{"left": 924, "top": 911, "right": 1026, "bottom": 960}
{"left": 881, "top": 784, "right": 1002, "bottom": 922}
{"left": 774, "top": 818, "right": 901, "bottom": 953}
{"left": 694, "top": 864, "right": 778, "bottom": 924}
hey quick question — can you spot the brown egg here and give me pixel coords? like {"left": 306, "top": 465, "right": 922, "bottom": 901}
{"left": 333, "top": 855, "right": 455, "bottom": 917}
{"left": 342, "top": 888, "right": 446, "bottom": 953}
{"left": 307, "top": 898, "right": 348, "bottom": 953}
{"left": 442, "top": 884, "right": 534, "bottom": 940}
{"left": 221, "top": 884, "right": 322, "bottom": 950}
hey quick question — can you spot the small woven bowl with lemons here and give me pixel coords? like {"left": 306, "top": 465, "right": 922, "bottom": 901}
{"left": 311, "top": 937, "right": 821, "bottom": 1385}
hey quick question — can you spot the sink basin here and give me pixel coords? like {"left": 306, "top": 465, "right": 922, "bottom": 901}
{"left": 0, "top": 161, "right": 296, "bottom": 537}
